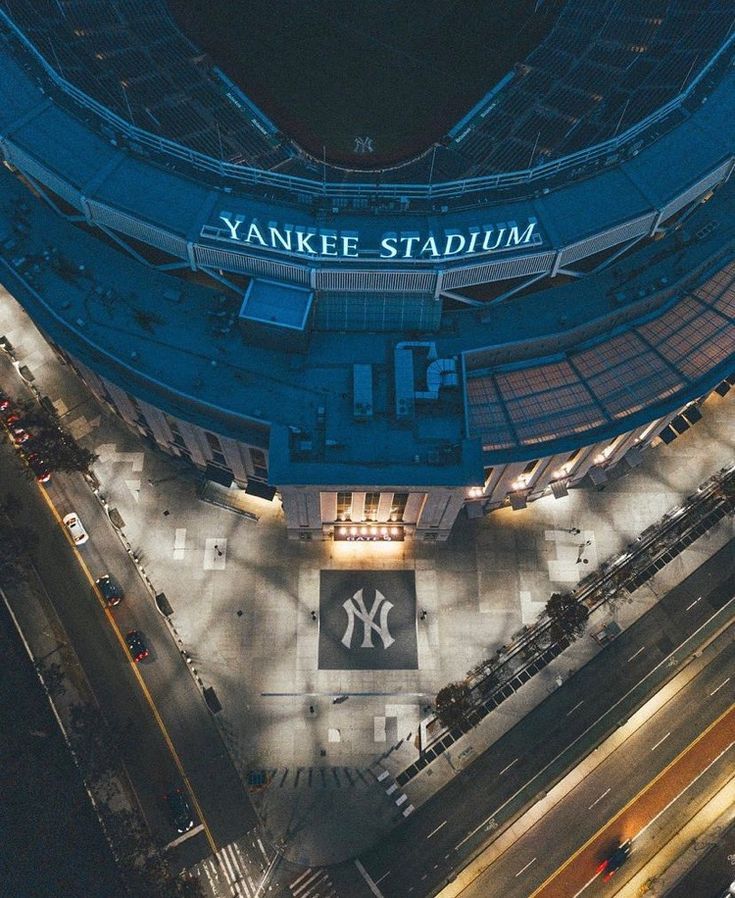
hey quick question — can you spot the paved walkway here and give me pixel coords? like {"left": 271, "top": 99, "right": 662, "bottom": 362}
{"left": 0, "top": 287, "right": 732, "bottom": 864}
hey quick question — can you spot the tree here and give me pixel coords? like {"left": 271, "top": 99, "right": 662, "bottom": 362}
{"left": 435, "top": 681, "right": 473, "bottom": 729}
{"left": 546, "top": 592, "right": 589, "bottom": 642}
{"left": 27, "top": 426, "right": 97, "bottom": 473}
{"left": 14, "top": 402, "right": 97, "bottom": 473}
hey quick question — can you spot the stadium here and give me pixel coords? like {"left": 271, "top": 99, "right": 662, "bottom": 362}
{"left": 0, "top": 0, "right": 733, "bottom": 541}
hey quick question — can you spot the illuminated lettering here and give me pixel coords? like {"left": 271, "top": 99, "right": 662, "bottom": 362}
{"left": 482, "top": 227, "right": 506, "bottom": 251}
{"left": 419, "top": 235, "right": 440, "bottom": 257}
{"left": 269, "top": 225, "right": 292, "bottom": 251}
{"left": 219, "top": 213, "right": 244, "bottom": 240}
{"left": 341, "top": 235, "right": 359, "bottom": 257}
{"left": 296, "top": 230, "right": 317, "bottom": 254}
{"left": 467, "top": 230, "right": 480, "bottom": 254}
{"left": 211, "top": 212, "right": 543, "bottom": 260}
{"left": 444, "top": 233, "right": 466, "bottom": 256}
{"left": 320, "top": 233, "right": 338, "bottom": 256}
{"left": 399, "top": 235, "right": 421, "bottom": 257}
{"left": 506, "top": 220, "right": 538, "bottom": 246}
{"left": 380, "top": 236, "right": 399, "bottom": 258}
{"left": 244, "top": 222, "right": 267, "bottom": 246}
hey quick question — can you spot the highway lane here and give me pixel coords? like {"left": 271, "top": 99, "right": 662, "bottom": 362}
{"left": 0, "top": 439, "right": 260, "bottom": 869}
{"left": 349, "top": 540, "right": 734, "bottom": 898}
{"left": 454, "top": 639, "right": 735, "bottom": 898}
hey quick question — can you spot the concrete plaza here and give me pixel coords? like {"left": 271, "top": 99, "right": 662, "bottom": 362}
{"left": 0, "top": 287, "right": 732, "bottom": 863}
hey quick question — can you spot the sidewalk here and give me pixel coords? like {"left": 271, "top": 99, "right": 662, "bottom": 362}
{"left": 0, "top": 569, "right": 140, "bottom": 879}
{"left": 0, "top": 285, "right": 732, "bottom": 864}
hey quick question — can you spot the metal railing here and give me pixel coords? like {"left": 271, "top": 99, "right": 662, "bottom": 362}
{"left": 1, "top": 10, "right": 734, "bottom": 208}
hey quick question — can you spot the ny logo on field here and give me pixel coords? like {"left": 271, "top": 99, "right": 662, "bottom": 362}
{"left": 354, "top": 136, "right": 374, "bottom": 154}
{"left": 341, "top": 588, "right": 394, "bottom": 650}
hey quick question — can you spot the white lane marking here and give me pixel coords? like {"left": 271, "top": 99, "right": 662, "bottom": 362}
{"left": 453, "top": 598, "right": 735, "bottom": 852}
{"left": 515, "top": 857, "right": 537, "bottom": 877}
{"left": 587, "top": 787, "right": 611, "bottom": 810}
{"left": 686, "top": 596, "right": 702, "bottom": 611}
{"left": 709, "top": 677, "right": 731, "bottom": 696}
{"left": 164, "top": 822, "right": 204, "bottom": 849}
{"left": 374, "top": 870, "right": 391, "bottom": 884}
{"left": 638, "top": 739, "right": 735, "bottom": 838}
{"left": 499, "top": 757, "right": 519, "bottom": 775}
{"left": 427, "top": 820, "right": 447, "bottom": 839}
{"left": 572, "top": 873, "right": 601, "bottom": 897}
{"left": 650, "top": 731, "right": 671, "bottom": 752}
{"left": 627, "top": 646, "right": 645, "bottom": 662}
{"left": 566, "top": 700, "right": 584, "bottom": 716}
{"left": 354, "top": 859, "right": 386, "bottom": 898}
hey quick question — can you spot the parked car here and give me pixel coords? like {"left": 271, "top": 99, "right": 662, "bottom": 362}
{"left": 596, "top": 840, "right": 632, "bottom": 882}
{"left": 95, "top": 574, "right": 124, "bottom": 606}
{"left": 165, "top": 788, "right": 195, "bottom": 834}
{"left": 62, "top": 512, "right": 88, "bottom": 544}
{"left": 24, "top": 452, "right": 51, "bottom": 483}
{"left": 125, "top": 630, "right": 148, "bottom": 663}
{"left": 11, "top": 425, "right": 31, "bottom": 444}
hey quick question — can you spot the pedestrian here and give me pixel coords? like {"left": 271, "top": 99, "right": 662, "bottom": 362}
{"left": 309, "top": 705, "right": 315, "bottom": 714}
{"left": 419, "top": 609, "right": 427, "bottom": 621}
{"left": 310, "top": 610, "right": 317, "bottom": 621}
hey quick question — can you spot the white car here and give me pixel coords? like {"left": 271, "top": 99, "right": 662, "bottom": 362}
{"left": 63, "top": 512, "right": 89, "bottom": 545}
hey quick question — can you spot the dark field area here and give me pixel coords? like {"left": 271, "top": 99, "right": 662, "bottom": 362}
{"left": 0, "top": 602, "right": 125, "bottom": 898}
{"left": 167, "top": 0, "right": 561, "bottom": 166}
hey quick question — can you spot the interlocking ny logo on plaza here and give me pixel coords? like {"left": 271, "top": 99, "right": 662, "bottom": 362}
{"left": 341, "top": 588, "right": 395, "bottom": 650}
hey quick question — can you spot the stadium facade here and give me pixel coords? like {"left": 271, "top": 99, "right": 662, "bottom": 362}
{"left": 0, "top": 1, "right": 733, "bottom": 541}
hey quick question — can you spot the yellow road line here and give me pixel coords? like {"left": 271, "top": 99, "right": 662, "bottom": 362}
{"left": 526, "top": 702, "right": 735, "bottom": 898}
{"left": 38, "top": 483, "right": 218, "bottom": 854}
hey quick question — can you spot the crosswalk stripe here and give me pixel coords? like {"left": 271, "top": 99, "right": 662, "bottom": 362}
{"left": 291, "top": 869, "right": 323, "bottom": 895}
{"left": 290, "top": 868, "right": 313, "bottom": 889}
{"left": 217, "top": 846, "right": 248, "bottom": 896}
{"left": 294, "top": 870, "right": 332, "bottom": 898}
{"left": 300, "top": 876, "right": 322, "bottom": 897}
{"left": 256, "top": 837, "right": 269, "bottom": 863}
{"left": 227, "top": 844, "right": 254, "bottom": 897}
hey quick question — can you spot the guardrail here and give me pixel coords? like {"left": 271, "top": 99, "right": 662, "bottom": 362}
{"left": 1, "top": 9, "right": 733, "bottom": 207}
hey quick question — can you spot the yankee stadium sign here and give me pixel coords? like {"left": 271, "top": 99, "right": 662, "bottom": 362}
{"left": 212, "top": 212, "right": 541, "bottom": 261}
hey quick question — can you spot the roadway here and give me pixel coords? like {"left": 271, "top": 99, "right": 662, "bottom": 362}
{"left": 0, "top": 436, "right": 261, "bottom": 872}
{"left": 325, "top": 542, "right": 735, "bottom": 898}
{"left": 454, "top": 645, "right": 735, "bottom": 897}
